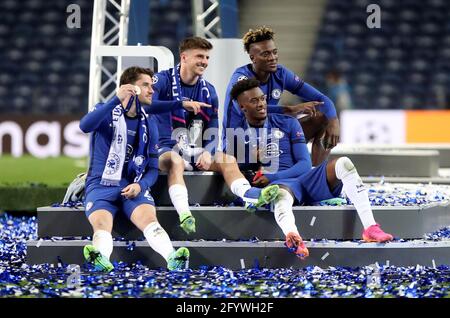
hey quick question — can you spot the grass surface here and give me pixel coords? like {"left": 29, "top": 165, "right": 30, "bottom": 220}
{"left": 0, "top": 155, "right": 87, "bottom": 186}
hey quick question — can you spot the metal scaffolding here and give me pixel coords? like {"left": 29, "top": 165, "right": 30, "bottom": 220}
{"left": 192, "top": 0, "right": 222, "bottom": 39}
{"left": 88, "top": 0, "right": 174, "bottom": 110}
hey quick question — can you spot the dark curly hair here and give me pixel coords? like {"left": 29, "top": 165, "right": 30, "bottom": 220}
{"left": 230, "top": 78, "right": 261, "bottom": 100}
{"left": 242, "top": 26, "right": 275, "bottom": 53}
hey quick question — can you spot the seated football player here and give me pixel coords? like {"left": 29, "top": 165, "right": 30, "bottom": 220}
{"left": 148, "top": 37, "right": 280, "bottom": 234}
{"left": 227, "top": 78, "right": 394, "bottom": 259}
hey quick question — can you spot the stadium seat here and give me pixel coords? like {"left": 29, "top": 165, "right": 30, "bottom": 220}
{"left": 306, "top": 0, "right": 450, "bottom": 110}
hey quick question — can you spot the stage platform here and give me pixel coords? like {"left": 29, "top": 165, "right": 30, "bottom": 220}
{"left": 36, "top": 204, "right": 450, "bottom": 241}
{"left": 26, "top": 239, "right": 450, "bottom": 269}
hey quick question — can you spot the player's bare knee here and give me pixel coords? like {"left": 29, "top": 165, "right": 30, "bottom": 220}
{"left": 91, "top": 218, "right": 111, "bottom": 231}
{"left": 169, "top": 154, "right": 185, "bottom": 172}
{"left": 335, "top": 156, "right": 356, "bottom": 179}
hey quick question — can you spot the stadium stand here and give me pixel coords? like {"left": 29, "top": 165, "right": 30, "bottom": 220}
{"left": 0, "top": 0, "right": 192, "bottom": 115}
{"left": 305, "top": 0, "right": 450, "bottom": 110}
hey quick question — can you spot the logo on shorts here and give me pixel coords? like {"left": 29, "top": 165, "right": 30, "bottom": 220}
{"left": 271, "top": 89, "right": 282, "bottom": 99}
{"left": 152, "top": 75, "right": 159, "bottom": 84}
{"left": 237, "top": 75, "right": 248, "bottom": 81}
{"left": 86, "top": 202, "right": 93, "bottom": 211}
{"left": 144, "top": 190, "right": 154, "bottom": 202}
{"left": 105, "top": 154, "right": 121, "bottom": 175}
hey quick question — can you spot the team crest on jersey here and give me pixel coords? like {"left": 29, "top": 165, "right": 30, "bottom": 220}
{"left": 272, "top": 130, "right": 284, "bottom": 139}
{"left": 237, "top": 75, "right": 248, "bottom": 81}
{"left": 86, "top": 202, "right": 93, "bottom": 211}
{"left": 271, "top": 89, "right": 282, "bottom": 99}
{"left": 105, "top": 154, "right": 120, "bottom": 175}
{"left": 152, "top": 75, "right": 159, "bottom": 84}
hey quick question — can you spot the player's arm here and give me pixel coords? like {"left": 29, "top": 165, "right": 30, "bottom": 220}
{"left": 137, "top": 119, "right": 160, "bottom": 191}
{"left": 143, "top": 73, "right": 183, "bottom": 114}
{"left": 203, "top": 90, "right": 219, "bottom": 154}
{"left": 221, "top": 72, "right": 247, "bottom": 151}
{"left": 266, "top": 120, "right": 312, "bottom": 182}
{"left": 80, "top": 85, "right": 137, "bottom": 132}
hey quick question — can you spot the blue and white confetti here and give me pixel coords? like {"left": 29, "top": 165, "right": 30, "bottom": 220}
{"left": 1, "top": 213, "right": 449, "bottom": 298}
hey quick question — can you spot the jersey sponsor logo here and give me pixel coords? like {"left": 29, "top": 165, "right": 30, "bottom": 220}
{"left": 152, "top": 75, "right": 159, "bottom": 84}
{"left": 86, "top": 201, "right": 93, "bottom": 211}
{"left": 271, "top": 89, "right": 282, "bottom": 99}
{"left": 262, "top": 142, "right": 282, "bottom": 159}
{"left": 237, "top": 75, "right": 248, "bottom": 81}
{"left": 105, "top": 154, "right": 121, "bottom": 175}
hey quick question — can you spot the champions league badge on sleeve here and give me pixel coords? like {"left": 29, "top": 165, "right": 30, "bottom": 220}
{"left": 238, "top": 75, "right": 248, "bottom": 81}
{"left": 152, "top": 75, "right": 158, "bottom": 84}
{"left": 134, "top": 155, "right": 145, "bottom": 167}
{"left": 271, "top": 89, "right": 282, "bottom": 99}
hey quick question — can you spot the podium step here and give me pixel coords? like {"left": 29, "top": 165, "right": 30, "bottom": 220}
{"left": 329, "top": 149, "right": 440, "bottom": 177}
{"left": 332, "top": 144, "right": 450, "bottom": 168}
{"left": 37, "top": 203, "right": 450, "bottom": 240}
{"left": 26, "top": 239, "right": 450, "bottom": 269}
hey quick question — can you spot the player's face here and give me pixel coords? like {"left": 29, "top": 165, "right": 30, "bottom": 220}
{"left": 181, "top": 48, "right": 210, "bottom": 76}
{"left": 239, "top": 87, "right": 267, "bottom": 121}
{"left": 135, "top": 74, "right": 154, "bottom": 105}
{"left": 249, "top": 40, "right": 278, "bottom": 73}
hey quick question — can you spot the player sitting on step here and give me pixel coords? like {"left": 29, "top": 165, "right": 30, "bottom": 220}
{"left": 227, "top": 78, "right": 394, "bottom": 259}
{"left": 79, "top": 66, "right": 189, "bottom": 272}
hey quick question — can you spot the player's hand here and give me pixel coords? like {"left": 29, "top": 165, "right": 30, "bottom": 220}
{"left": 121, "top": 183, "right": 141, "bottom": 199}
{"left": 195, "top": 151, "right": 212, "bottom": 171}
{"left": 323, "top": 118, "right": 340, "bottom": 149}
{"left": 252, "top": 174, "right": 270, "bottom": 187}
{"left": 117, "top": 84, "right": 137, "bottom": 104}
{"left": 182, "top": 101, "right": 211, "bottom": 115}
{"left": 283, "top": 101, "right": 323, "bottom": 118}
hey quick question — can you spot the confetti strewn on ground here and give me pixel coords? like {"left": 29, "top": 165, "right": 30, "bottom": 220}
{"left": 2, "top": 181, "right": 450, "bottom": 298}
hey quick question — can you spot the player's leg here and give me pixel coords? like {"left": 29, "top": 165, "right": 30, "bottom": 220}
{"left": 159, "top": 149, "right": 195, "bottom": 234}
{"left": 299, "top": 112, "right": 329, "bottom": 166}
{"left": 210, "top": 152, "right": 280, "bottom": 211}
{"left": 329, "top": 157, "right": 393, "bottom": 242}
{"left": 129, "top": 203, "right": 189, "bottom": 270}
{"left": 273, "top": 186, "right": 309, "bottom": 259}
{"left": 84, "top": 209, "right": 115, "bottom": 272}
